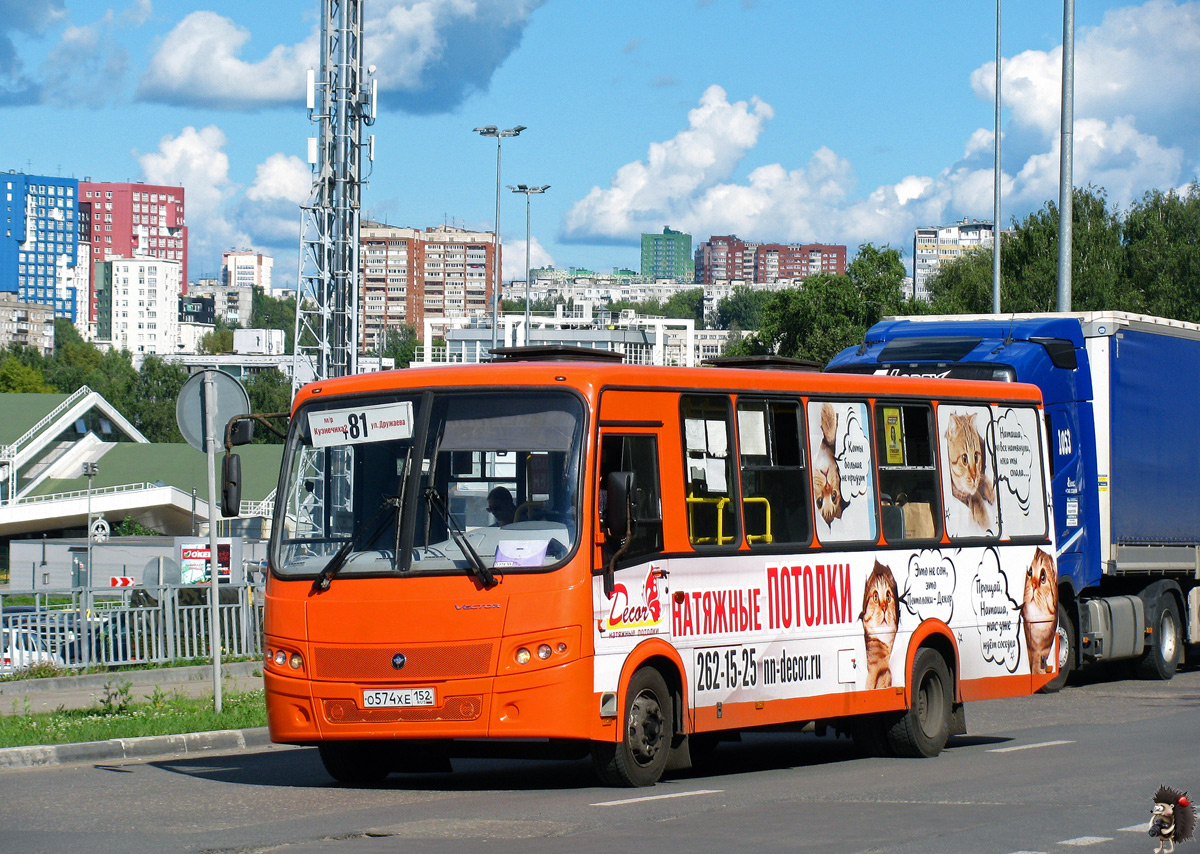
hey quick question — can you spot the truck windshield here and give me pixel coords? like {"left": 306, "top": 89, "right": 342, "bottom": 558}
{"left": 273, "top": 390, "right": 584, "bottom": 580}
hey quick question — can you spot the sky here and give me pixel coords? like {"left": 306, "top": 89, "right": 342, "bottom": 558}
{"left": 2, "top": 0, "right": 1198, "bottom": 285}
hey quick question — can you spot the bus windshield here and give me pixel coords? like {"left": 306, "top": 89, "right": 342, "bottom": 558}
{"left": 273, "top": 389, "right": 584, "bottom": 580}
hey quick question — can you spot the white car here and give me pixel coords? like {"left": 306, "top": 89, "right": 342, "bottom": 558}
{"left": 1, "top": 627, "right": 66, "bottom": 675}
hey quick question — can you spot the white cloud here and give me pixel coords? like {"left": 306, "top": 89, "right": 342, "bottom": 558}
{"left": 137, "top": 0, "right": 546, "bottom": 113}
{"left": 565, "top": 1, "right": 1199, "bottom": 256}
{"left": 564, "top": 85, "right": 773, "bottom": 240}
{"left": 247, "top": 154, "right": 311, "bottom": 205}
{"left": 503, "top": 235, "right": 554, "bottom": 283}
{"left": 137, "top": 11, "right": 314, "bottom": 110}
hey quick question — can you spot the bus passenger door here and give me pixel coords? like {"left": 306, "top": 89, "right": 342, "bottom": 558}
{"left": 594, "top": 424, "right": 668, "bottom": 641}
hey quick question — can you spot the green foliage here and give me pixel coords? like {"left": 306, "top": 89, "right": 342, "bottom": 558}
{"left": 0, "top": 689, "right": 266, "bottom": 748}
{"left": 252, "top": 289, "right": 296, "bottom": 352}
{"left": 199, "top": 326, "right": 235, "bottom": 355}
{"left": 661, "top": 287, "right": 706, "bottom": 324}
{"left": 0, "top": 356, "right": 56, "bottom": 392}
{"left": 709, "top": 285, "right": 773, "bottom": 331}
{"left": 125, "top": 356, "right": 189, "bottom": 443}
{"left": 113, "top": 515, "right": 163, "bottom": 536}
{"left": 381, "top": 324, "right": 419, "bottom": 369}
{"left": 244, "top": 369, "right": 292, "bottom": 443}
{"left": 926, "top": 184, "right": 1195, "bottom": 318}
{"left": 727, "top": 243, "right": 911, "bottom": 365}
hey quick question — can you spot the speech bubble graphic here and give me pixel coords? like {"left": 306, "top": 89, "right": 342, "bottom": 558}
{"left": 972, "top": 547, "right": 1022, "bottom": 673}
{"left": 900, "top": 549, "right": 956, "bottom": 624}
{"left": 993, "top": 408, "right": 1034, "bottom": 514}
{"left": 835, "top": 404, "right": 872, "bottom": 501}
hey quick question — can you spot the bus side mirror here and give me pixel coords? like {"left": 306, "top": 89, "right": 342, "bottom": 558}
{"left": 605, "top": 471, "right": 636, "bottom": 541}
{"left": 229, "top": 418, "right": 254, "bottom": 446}
{"left": 221, "top": 452, "right": 242, "bottom": 517}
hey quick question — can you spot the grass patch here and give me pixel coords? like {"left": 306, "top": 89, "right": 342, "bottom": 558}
{"left": 0, "top": 688, "right": 266, "bottom": 748}
{"left": 0, "top": 655, "right": 262, "bottom": 683}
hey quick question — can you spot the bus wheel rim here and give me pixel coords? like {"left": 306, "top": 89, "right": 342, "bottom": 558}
{"left": 628, "top": 690, "right": 665, "bottom": 765}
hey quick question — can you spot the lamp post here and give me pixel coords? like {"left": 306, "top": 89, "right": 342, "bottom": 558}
{"left": 83, "top": 462, "right": 98, "bottom": 585}
{"left": 473, "top": 125, "right": 525, "bottom": 354}
{"left": 508, "top": 184, "right": 550, "bottom": 345}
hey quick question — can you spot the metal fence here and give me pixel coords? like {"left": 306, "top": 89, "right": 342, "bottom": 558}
{"left": 0, "top": 583, "right": 264, "bottom": 671}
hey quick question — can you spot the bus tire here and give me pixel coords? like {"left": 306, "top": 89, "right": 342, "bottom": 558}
{"left": 317, "top": 741, "right": 391, "bottom": 784}
{"left": 1136, "top": 592, "right": 1181, "bottom": 681}
{"left": 592, "top": 667, "right": 673, "bottom": 787}
{"left": 1038, "top": 602, "right": 1073, "bottom": 693}
{"left": 887, "top": 647, "right": 952, "bottom": 758}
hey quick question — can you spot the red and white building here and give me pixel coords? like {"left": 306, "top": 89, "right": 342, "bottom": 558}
{"left": 78, "top": 182, "right": 187, "bottom": 322}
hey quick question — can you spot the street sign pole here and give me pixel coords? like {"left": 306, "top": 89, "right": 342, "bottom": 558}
{"left": 203, "top": 371, "right": 223, "bottom": 714}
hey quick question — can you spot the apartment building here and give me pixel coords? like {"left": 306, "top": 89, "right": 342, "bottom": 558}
{"left": 79, "top": 181, "right": 187, "bottom": 320}
{"left": 912, "top": 218, "right": 995, "bottom": 300}
{"left": 96, "top": 256, "right": 182, "bottom": 355}
{"left": 222, "top": 250, "right": 273, "bottom": 294}
{"left": 694, "top": 235, "right": 846, "bottom": 285}
{"left": 359, "top": 222, "right": 497, "bottom": 348}
{"left": 1, "top": 172, "right": 82, "bottom": 322}
{"left": 641, "top": 227, "right": 694, "bottom": 282}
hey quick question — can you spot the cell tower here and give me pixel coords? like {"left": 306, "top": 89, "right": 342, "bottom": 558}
{"left": 293, "top": 0, "right": 376, "bottom": 389}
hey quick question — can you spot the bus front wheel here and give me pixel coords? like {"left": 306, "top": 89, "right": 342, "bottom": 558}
{"left": 592, "top": 667, "right": 674, "bottom": 787}
{"left": 887, "top": 647, "right": 952, "bottom": 758}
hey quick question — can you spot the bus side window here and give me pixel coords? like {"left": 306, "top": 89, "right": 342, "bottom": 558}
{"left": 681, "top": 395, "right": 738, "bottom": 547}
{"left": 937, "top": 403, "right": 999, "bottom": 539}
{"left": 876, "top": 404, "right": 940, "bottom": 543}
{"left": 806, "top": 399, "right": 877, "bottom": 544}
{"left": 599, "top": 434, "right": 663, "bottom": 561}
{"left": 737, "top": 398, "right": 811, "bottom": 547}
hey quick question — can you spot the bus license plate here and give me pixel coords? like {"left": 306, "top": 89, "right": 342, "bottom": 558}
{"left": 362, "top": 688, "right": 436, "bottom": 708}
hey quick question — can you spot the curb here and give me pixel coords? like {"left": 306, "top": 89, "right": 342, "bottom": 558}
{"left": 0, "top": 726, "right": 273, "bottom": 769}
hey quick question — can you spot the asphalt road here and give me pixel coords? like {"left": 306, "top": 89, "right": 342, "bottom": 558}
{"left": 1, "top": 662, "right": 1197, "bottom": 854}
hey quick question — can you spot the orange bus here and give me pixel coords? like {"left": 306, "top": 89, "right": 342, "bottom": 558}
{"left": 251, "top": 348, "right": 1059, "bottom": 786}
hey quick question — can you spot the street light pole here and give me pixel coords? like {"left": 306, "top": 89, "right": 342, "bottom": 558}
{"left": 473, "top": 125, "right": 525, "bottom": 354}
{"left": 508, "top": 184, "right": 550, "bottom": 345}
{"left": 83, "top": 462, "right": 98, "bottom": 585}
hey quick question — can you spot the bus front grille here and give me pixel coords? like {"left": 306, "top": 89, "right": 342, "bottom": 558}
{"left": 312, "top": 643, "right": 494, "bottom": 680}
{"left": 323, "top": 695, "right": 484, "bottom": 723}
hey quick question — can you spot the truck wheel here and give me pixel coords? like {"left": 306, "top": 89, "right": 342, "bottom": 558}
{"left": 1136, "top": 593, "right": 1181, "bottom": 681}
{"left": 887, "top": 647, "right": 952, "bottom": 758}
{"left": 592, "top": 667, "right": 673, "bottom": 787}
{"left": 1038, "top": 602, "right": 1074, "bottom": 694}
{"left": 317, "top": 742, "right": 391, "bottom": 784}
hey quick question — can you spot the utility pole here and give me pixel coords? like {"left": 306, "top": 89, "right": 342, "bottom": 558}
{"left": 293, "top": 0, "right": 376, "bottom": 390}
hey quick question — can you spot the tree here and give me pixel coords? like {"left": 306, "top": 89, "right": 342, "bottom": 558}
{"left": 244, "top": 369, "right": 292, "bottom": 443}
{"left": 709, "top": 285, "right": 773, "bottom": 331}
{"left": 199, "top": 324, "right": 235, "bottom": 355}
{"left": 727, "top": 243, "right": 913, "bottom": 365}
{"left": 252, "top": 289, "right": 297, "bottom": 352}
{"left": 1123, "top": 183, "right": 1200, "bottom": 322}
{"left": 381, "top": 324, "right": 419, "bottom": 368}
{"left": 660, "top": 288, "right": 705, "bottom": 325}
{"left": 126, "top": 357, "right": 189, "bottom": 443}
{"left": 0, "top": 356, "right": 56, "bottom": 392}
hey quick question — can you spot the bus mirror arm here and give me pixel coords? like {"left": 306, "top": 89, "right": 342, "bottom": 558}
{"left": 603, "top": 472, "right": 636, "bottom": 598}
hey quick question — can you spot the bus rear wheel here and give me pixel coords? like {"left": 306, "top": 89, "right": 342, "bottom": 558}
{"left": 592, "top": 667, "right": 674, "bottom": 787}
{"left": 318, "top": 741, "right": 391, "bottom": 784}
{"left": 887, "top": 647, "right": 952, "bottom": 758}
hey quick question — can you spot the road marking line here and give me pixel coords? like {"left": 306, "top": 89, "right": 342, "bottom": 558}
{"left": 987, "top": 739, "right": 1075, "bottom": 753}
{"left": 1003, "top": 850, "right": 1048, "bottom": 854}
{"left": 1119, "top": 824, "right": 1148, "bottom": 832}
{"left": 1057, "top": 836, "right": 1112, "bottom": 846}
{"left": 591, "top": 789, "right": 724, "bottom": 807}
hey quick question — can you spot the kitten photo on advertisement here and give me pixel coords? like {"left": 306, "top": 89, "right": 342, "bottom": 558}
{"left": 945, "top": 412, "right": 997, "bottom": 533}
{"left": 860, "top": 560, "right": 899, "bottom": 689}
{"left": 813, "top": 402, "right": 850, "bottom": 526}
{"left": 1022, "top": 547, "right": 1058, "bottom": 674}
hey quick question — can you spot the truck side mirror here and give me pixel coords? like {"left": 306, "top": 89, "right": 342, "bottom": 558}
{"left": 221, "top": 452, "right": 242, "bottom": 517}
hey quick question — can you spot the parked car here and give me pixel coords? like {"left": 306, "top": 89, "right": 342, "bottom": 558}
{"left": 1, "top": 626, "right": 66, "bottom": 675}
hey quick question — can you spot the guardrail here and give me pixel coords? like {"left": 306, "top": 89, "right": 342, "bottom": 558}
{"left": 0, "top": 584, "right": 264, "bottom": 671}
{"left": 13, "top": 481, "right": 166, "bottom": 506}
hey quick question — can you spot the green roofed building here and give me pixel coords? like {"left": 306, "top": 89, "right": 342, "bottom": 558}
{"left": 640, "top": 227, "right": 694, "bottom": 283}
{"left": 0, "top": 386, "right": 283, "bottom": 577}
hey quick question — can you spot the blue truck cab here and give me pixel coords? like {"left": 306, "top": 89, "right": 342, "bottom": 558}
{"left": 829, "top": 312, "right": 1199, "bottom": 685}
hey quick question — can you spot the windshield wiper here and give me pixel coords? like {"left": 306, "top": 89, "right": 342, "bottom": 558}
{"left": 423, "top": 486, "right": 496, "bottom": 587}
{"left": 312, "top": 496, "right": 401, "bottom": 592}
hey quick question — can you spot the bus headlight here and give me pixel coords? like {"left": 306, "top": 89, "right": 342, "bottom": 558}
{"left": 289, "top": 653, "right": 304, "bottom": 669}
{"left": 274, "top": 650, "right": 287, "bottom": 666}
{"left": 537, "top": 644, "right": 552, "bottom": 660}
{"left": 515, "top": 647, "right": 531, "bottom": 665}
